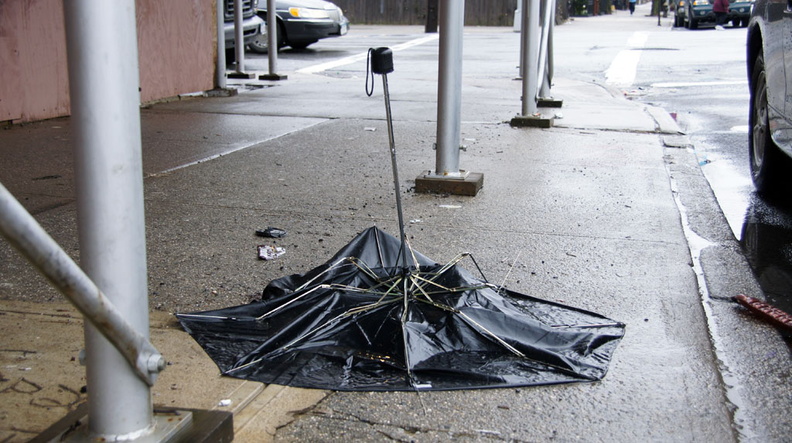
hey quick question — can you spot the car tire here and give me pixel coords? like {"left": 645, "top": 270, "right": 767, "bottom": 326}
{"left": 689, "top": 17, "right": 698, "bottom": 29}
{"left": 749, "top": 53, "right": 789, "bottom": 194}
{"left": 249, "top": 20, "right": 282, "bottom": 54}
{"left": 741, "top": 18, "right": 749, "bottom": 27}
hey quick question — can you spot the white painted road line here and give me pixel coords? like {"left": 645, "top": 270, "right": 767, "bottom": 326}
{"left": 605, "top": 31, "right": 648, "bottom": 87}
{"left": 296, "top": 34, "right": 439, "bottom": 75}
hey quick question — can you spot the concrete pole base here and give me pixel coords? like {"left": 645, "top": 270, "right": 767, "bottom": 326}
{"left": 510, "top": 114, "right": 554, "bottom": 128}
{"left": 414, "top": 170, "right": 484, "bottom": 196}
{"left": 259, "top": 73, "right": 288, "bottom": 81}
{"left": 204, "top": 88, "right": 239, "bottom": 97}
{"left": 538, "top": 97, "right": 563, "bottom": 108}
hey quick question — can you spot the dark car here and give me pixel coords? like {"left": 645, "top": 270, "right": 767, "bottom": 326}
{"left": 249, "top": 0, "right": 349, "bottom": 53}
{"left": 682, "top": 0, "right": 752, "bottom": 28}
{"left": 672, "top": 0, "right": 688, "bottom": 27}
{"left": 727, "top": 0, "right": 752, "bottom": 27}
{"left": 747, "top": 0, "right": 792, "bottom": 193}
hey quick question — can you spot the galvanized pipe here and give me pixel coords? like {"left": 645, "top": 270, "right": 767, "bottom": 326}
{"left": 234, "top": 0, "right": 246, "bottom": 73}
{"left": 267, "top": 0, "right": 279, "bottom": 74}
{"left": 434, "top": 0, "right": 465, "bottom": 176}
{"left": 0, "top": 184, "right": 164, "bottom": 388}
{"left": 63, "top": 0, "right": 154, "bottom": 438}
{"left": 216, "top": 0, "right": 227, "bottom": 88}
{"left": 520, "top": 0, "right": 540, "bottom": 115}
{"left": 538, "top": 0, "right": 554, "bottom": 97}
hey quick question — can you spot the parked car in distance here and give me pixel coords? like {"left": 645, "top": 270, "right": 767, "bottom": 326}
{"left": 223, "top": 0, "right": 265, "bottom": 49}
{"left": 746, "top": 0, "right": 792, "bottom": 193}
{"left": 727, "top": 0, "right": 752, "bottom": 27}
{"left": 682, "top": 0, "right": 752, "bottom": 29}
{"left": 672, "top": 0, "right": 687, "bottom": 27}
{"left": 249, "top": 0, "right": 349, "bottom": 53}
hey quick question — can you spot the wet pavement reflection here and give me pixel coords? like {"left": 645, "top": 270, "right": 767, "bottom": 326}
{"left": 740, "top": 193, "right": 792, "bottom": 340}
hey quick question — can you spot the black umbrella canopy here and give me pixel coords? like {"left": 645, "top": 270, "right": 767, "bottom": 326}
{"left": 177, "top": 226, "right": 625, "bottom": 391}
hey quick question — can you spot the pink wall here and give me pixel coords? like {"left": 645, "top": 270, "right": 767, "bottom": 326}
{"left": 136, "top": 0, "right": 216, "bottom": 104}
{"left": 0, "top": 0, "right": 216, "bottom": 124}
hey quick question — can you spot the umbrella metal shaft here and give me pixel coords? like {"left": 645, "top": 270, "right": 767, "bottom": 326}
{"left": 381, "top": 74, "right": 408, "bottom": 269}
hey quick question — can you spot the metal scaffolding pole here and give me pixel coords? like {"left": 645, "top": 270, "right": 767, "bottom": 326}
{"left": 538, "top": 0, "right": 555, "bottom": 98}
{"left": 63, "top": 0, "right": 153, "bottom": 439}
{"left": 415, "top": 0, "right": 483, "bottom": 195}
{"left": 216, "top": 0, "right": 227, "bottom": 89}
{"left": 268, "top": 0, "right": 279, "bottom": 73}
{"left": 234, "top": 0, "right": 246, "bottom": 74}
{"left": 434, "top": 0, "right": 465, "bottom": 176}
{"left": 520, "top": 0, "right": 540, "bottom": 116}
{"left": 261, "top": 0, "right": 288, "bottom": 80}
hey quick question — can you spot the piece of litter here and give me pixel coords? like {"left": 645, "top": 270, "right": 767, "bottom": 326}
{"left": 438, "top": 204, "right": 462, "bottom": 209}
{"left": 258, "top": 245, "right": 286, "bottom": 260}
{"left": 364, "top": 127, "right": 377, "bottom": 132}
{"left": 554, "top": 112, "right": 564, "bottom": 119}
{"left": 218, "top": 399, "right": 232, "bottom": 407}
{"left": 476, "top": 430, "right": 502, "bottom": 436}
{"left": 256, "top": 227, "right": 287, "bottom": 238}
{"left": 409, "top": 219, "right": 422, "bottom": 224}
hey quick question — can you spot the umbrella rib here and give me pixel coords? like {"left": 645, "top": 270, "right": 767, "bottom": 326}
{"left": 410, "top": 297, "right": 526, "bottom": 359}
{"left": 275, "top": 298, "right": 400, "bottom": 353}
{"left": 497, "top": 250, "right": 522, "bottom": 290}
{"left": 228, "top": 298, "right": 403, "bottom": 375}
{"left": 415, "top": 300, "right": 597, "bottom": 380}
{"left": 292, "top": 257, "right": 381, "bottom": 294}
{"left": 292, "top": 258, "right": 352, "bottom": 293}
{"left": 255, "top": 284, "right": 327, "bottom": 321}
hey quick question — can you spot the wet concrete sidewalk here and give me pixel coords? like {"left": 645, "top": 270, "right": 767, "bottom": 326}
{"left": 2, "top": 19, "right": 791, "bottom": 442}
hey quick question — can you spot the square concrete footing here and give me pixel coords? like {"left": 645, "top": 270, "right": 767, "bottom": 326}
{"left": 414, "top": 170, "right": 484, "bottom": 196}
{"left": 538, "top": 97, "right": 564, "bottom": 108}
{"left": 509, "top": 114, "right": 554, "bottom": 128}
{"left": 260, "top": 73, "right": 288, "bottom": 81}
{"left": 204, "top": 88, "right": 239, "bottom": 97}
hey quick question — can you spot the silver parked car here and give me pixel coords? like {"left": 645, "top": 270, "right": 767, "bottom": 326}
{"left": 249, "top": 0, "right": 349, "bottom": 52}
{"left": 223, "top": 0, "right": 265, "bottom": 49}
{"left": 746, "top": 0, "right": 792, "bottom": 193}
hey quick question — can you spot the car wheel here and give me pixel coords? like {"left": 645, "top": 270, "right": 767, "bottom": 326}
{"left": 741, "top": 18, "right": 749, "bottom": 27}
{"left": 732, "top": 19, "right": 740, "bottom": 27}
{"left": 689, "top": 17, "right": 698, "bottom": 29}
{"left": 248, "top": 20, "right": 282, "bottom": 54}
{"left": 749, "top": 53, "right": 788, "bottom": 194}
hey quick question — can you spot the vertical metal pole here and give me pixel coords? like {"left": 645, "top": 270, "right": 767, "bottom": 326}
{"left": 381, "top": 74, "right": 408, "bottom": 268}
{"left": 520, "top": 0, "right": 540, "bottom": 115}
{"left": 267, "top": 0, "right": 279, "bottom": 74}
{"left": 63, "top": 0, "right": 153, "bottom": 439}
{"left": 539, "top": 0, "right": 553, "bottom": 98}
{"left": 216, "top": 0, "right": 227, "bottom": 89}
{"left": 547, "top": 0, "right": 555, "bottom": 86}
{"left": 435, "top": 0, "right": 465, "bottom": 176}
{"left": 234, "top": 0, "right": 246, "bottom": 74}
